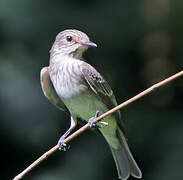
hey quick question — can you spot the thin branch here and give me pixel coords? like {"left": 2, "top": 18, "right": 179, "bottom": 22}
{"left": 13, "top": 70, "right": 183, "bottom": 180}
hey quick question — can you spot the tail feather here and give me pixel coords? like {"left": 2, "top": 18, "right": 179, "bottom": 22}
{"left": 110, "top": 128, "right": 142, "bottom": 180}
{"left": 110, "top": 146, "right": 130, "bottom": 180}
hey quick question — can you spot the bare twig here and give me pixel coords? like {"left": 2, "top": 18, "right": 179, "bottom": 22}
{"left": 13, "top": 70, "right": 183, "bottom": 180}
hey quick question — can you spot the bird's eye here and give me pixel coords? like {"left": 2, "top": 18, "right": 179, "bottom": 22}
{"left": 66, "top": 36, "right": 73, "bottom": 42}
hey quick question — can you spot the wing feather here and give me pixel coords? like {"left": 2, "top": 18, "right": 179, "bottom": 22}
{"left": 80, "top": 62, "right": 122, "bottom": 121}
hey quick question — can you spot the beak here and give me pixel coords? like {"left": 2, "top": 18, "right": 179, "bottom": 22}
{"left": 81, "top": 41, "right": 97, "bottom": 48}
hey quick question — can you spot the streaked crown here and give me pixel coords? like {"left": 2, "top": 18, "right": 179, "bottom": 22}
{"left": 50, "top": 29, "right": 97, "bottom": 58}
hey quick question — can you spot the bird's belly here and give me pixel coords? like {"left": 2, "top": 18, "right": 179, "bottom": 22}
{"left": 60, "top": 87, "right": 119, "bottom": 149}
{"left": 64, "top": 91, "right": 119, "bottom": 148}
{"left": 62, "top": 91, "right": 108, "bottom": 121}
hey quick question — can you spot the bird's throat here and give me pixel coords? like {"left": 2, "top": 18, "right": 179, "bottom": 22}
{"left": 71, "top": 46, "right": 88, "bottom": 59}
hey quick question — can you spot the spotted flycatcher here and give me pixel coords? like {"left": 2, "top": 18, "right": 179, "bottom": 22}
{"left": 40, "top": 29, "right": 142, "bottom": 179}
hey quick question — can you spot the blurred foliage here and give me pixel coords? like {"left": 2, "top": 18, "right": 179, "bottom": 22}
{"left": 0, "top": 0, "right": 183, "bottom": 180}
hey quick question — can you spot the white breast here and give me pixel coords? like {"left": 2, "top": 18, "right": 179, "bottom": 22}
{"left": 50, "top": 56, "right": 87, "bottom": 99}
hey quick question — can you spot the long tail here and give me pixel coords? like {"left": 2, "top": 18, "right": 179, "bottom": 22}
{"left": 110, "top": 127, "right": 142, "bottom": 180}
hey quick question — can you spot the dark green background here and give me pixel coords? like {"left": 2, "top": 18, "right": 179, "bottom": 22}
{"left": 0, "top": 0, "right": 183, "bottom": 180}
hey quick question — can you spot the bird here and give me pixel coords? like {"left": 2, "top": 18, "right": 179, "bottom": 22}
{"left": 40, "top": 29, "right": 142, "bottom": 180}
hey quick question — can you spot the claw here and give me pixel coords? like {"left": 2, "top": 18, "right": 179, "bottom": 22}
{"left": 88, "top": 110, "right": 103, "bottom": 130}
{"left": 99, "top": 121, "right": 108, "bottom": 126}
{"left": 95, "top": 110, "right": 100, "bottom": 117}
{"left": 88, "top": 117, "right": 101, "bottom": 129}
{"left": 88, "top": 110, "right": 108, "bottom": 129}
{"left": 58, "top": 137, "right": 70, "bottom": 151}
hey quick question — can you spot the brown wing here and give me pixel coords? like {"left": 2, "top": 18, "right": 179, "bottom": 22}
{"left": 40, "top": 66, "right": 69, "bottom": 114}
{"left": 80, "top": 62, "right": 122, "bottom": 121}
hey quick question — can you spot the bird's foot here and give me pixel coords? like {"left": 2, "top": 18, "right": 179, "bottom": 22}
{"left": 88, "top": 111, "right": 103, "bottom": 130}
{"left": 89, "top": 117, "right": 101, "bottom": 129}
{"left": 58, "top": 136, "right": 70, "bottom": 151}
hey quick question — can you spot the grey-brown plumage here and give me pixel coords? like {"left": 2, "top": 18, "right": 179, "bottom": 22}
{"left": 40, "top": 29, "right": 142, "bottom": 179}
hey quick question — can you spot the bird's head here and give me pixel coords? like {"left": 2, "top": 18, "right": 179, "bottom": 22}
{"left": 50, "top": 29, "right": 97, "bottom": 59}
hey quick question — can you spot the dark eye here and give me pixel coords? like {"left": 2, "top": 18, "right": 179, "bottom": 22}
{"left": 66, "top": 36, "right": 73, "bottom": 42}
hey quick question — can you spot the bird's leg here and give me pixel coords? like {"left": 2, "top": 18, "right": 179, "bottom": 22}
{"left": 58, "top": 116, "right": 77, "bottom": 151}
{"left": 88, "top": 110, "right": 103, "bottom": 129}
